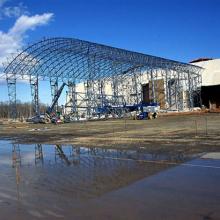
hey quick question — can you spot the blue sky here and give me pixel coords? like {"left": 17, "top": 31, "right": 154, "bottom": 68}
{"left": 0, "top": 0, "right": 220, "bottom": 104}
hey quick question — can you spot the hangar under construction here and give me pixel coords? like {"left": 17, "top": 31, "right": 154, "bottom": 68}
{"left": 1, "top": 37, "right": 202, "bottom": 121}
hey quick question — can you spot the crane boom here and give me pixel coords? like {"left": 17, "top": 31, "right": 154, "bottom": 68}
{"left": 47, "top": 82, "right": 66, "bottom": 114}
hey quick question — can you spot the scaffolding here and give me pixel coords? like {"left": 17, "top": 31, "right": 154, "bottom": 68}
{"left": 1, "top": 37, "right": 202, "bottom": 119}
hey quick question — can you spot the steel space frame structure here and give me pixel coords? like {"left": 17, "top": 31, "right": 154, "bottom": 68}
{"left": 2, "top": 37, "right": 202, "bottom": 119}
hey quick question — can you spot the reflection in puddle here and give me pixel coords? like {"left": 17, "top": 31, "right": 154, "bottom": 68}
{"left": 0, "top": 141, "right": 196, "bottom": 200}
{"left": 0, "top": 140, "right": 198, "bottom": 219}
{"left": 12, "top": 144, "right": 21, "bottom": 201}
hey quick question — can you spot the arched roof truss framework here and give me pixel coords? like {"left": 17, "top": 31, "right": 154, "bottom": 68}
{"left": 2, "top": 37, "right": 202, "bottom": 119}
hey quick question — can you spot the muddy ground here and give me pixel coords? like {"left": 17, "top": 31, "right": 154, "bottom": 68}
{"left": 0, "top": 113, "right": 220, "bottom": 154}
{"left": 0, "top": 113, "right": 220, "bottom": 220}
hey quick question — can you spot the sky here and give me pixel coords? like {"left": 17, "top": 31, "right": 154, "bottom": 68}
{"left": 0, "top": 0, "right": 220, "bottom": 104}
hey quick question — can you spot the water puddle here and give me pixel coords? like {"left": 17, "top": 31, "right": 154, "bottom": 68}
{"left": 1, "top": 140, "right": 217, "bottom": 219}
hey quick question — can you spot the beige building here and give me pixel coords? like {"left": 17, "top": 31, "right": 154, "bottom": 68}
{"left": 190, "top": 58, "right": 220, "bottom": 109}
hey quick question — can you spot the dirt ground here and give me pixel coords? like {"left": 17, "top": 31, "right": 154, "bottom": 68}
{"left": 0, "top": 113, "right": 220, "bottom": 154}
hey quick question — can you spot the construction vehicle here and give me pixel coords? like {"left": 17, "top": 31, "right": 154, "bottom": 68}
{"left": 129, "top": 103, "right": 159, "bottom": 120}
{"left": 46, "top": 82, "right": 66, "bottom": 115}
{"left": 29, "top": 82, "right": 66, "bottom": 123}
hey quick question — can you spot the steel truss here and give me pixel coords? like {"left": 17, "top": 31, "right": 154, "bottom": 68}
{"left": 30, "top": 75, "right": 39, "bottom": 116}
{"left": 6, "top": 74, "right": 17, "bottom": 119}
{"left": 50, "top": 78, "right": 59, "bottom": 113}
{"left": 2, "top": 37, "right": 202, "bottom": 119}
{"left": 65, "top": 82, "right": 78, "bottom": 117}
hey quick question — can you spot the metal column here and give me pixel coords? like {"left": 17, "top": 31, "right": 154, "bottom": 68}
{"left": 30, "top": 75, "right": 39, "bottom": 116}
{"left": 6, "top": 74, "right": 17, "bottom": 120}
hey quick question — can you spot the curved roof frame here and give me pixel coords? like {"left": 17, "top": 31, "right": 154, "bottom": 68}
{"left": 3, "top": 37, "right": 202, "bottom": 82}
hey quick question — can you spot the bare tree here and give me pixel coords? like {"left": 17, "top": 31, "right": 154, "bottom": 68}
{"left": 0, "top": 101, "right": 48, "bottom": 119}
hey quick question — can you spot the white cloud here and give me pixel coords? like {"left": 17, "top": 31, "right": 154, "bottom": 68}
{"left": 0, "top": 1, "right": 28, "bottom": 19}
{"left": 2, "top": 2, "right": 28, "bottom": 18}
{"left": 9, "top": 13, "right": 53, "bottom": 36}
{"left": 0, "top": 13, "right": 54, "bottom": 72}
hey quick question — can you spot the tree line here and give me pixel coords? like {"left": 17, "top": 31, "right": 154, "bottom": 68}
{"left": 0, "top": 101, "right": 48, "bottom": 119}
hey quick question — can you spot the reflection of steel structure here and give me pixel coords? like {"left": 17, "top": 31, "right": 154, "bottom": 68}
{"left": 10, "top": 144, "right": 189, "bottom": 198}
{"left": 35, "top": 144, "right": 44, "bottom": 165}
{"left": 12, "top": 144, "right": 21, "bottom": 199}
{"left": 2, "top": 38, "right": 202, "bottom": 119}
{"left": 12, "top": 144, "right": 21, "bottom": 167}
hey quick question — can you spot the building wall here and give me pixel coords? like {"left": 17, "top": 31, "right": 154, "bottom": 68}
{"left": 193, "top": 59, "right": 220, "bottom": 86}
{"left": 193, "top": 59, "right": 220, "bottom": 108}
{"left": 142, "top": 79, "right": 165, "bottom": 108}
